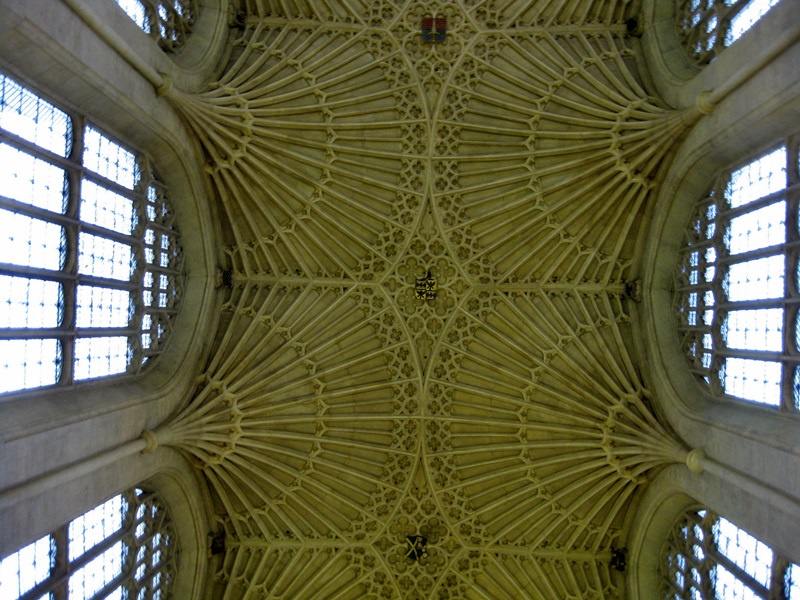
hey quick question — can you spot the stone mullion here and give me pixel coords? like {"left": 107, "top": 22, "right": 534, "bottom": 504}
{"left": 784, "top": 134, "right": 800, "bottom": 411}
{"left": 59, "top": 113, "right": 84, "bottom": 385}
{"left": 128, "top": 156, "right": 151, "bottom": 371}
{"left": 768, "top": 555, "right": 789, "bottom": 599}
{"left": 708, "top": 181, "right": 727, "bottom": 397}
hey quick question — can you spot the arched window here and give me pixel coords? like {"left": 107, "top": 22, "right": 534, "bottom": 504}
{"left": 676, "top": 0, "right": 781, "bottom": 66}
{"left": 0, "top": 72, "right": 182, "bottom": 394}
{"left": 0, "top": 487, "right": 178, "bottom": 599}
{"left": 673, "top": 137, "right": 800, "bottom": 411}
{"left": 661, "top": 506, "right": 799, "bottom": 598}
{"left": 115, "top": 0, "right": 201, "bottom": 53}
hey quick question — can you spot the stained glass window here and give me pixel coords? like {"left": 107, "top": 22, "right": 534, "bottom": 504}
{"left": 114, "top": 0, "right": 201, "bottom": 53}
{"left": 673, "top": 138, "right": 800, "bottom": 411}
{"left": 676, "top": 0, "right": 781, "bottom": 66}
{"left": 0, "top": 488, "right": 177, "bottom": 599}
{"left": 0, "top": 72, "right": 183, "bottom": 394}
{"left": 661, "top": 507, "right": 799, "bottom": 599}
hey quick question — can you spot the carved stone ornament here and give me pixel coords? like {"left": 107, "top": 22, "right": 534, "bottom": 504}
{"left": 405, "top": 535, "right": 429, "bottom": 561}
{"left": 414, "top": 271, "right": 437, "bottom": 301}
{"left": 148, "top": 0, "right": 706, "bottom": 597}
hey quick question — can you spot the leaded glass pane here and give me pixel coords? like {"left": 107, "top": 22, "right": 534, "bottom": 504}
{"left": 117, "top": 0, "right": 150, "bottom": 33}
{"left": 78, "top": 234, "right": 133, "bottom": 281}
{"left": 674, "top": 141, "right": 797, "bottom": 411}
{"left": 727, "top": 0, "right": 781, "bottom": 45}
{"left": 76, "top": 286, "right": 132, "bottom": 328}
{"left": 0, "top": 73, "right": 71, "bottom": 156}
{"left": 74, "top": 336, "right": 129, "bottom": 380}
{"left": 727, "top": 201, "right": 785, "bottom": 254}
{"left": 794, "top": 367, "right": 800, "bottom": 411}
{"left": 68, "top": 494, "right": 125, "bottom": 560}
{"left": 1, "top": 488, "right": 179, "bottom": 599}
{"left": 723, "top": 309, "right": 782, "bottom": 351}
{"left": 661, "top": 508, "right": 794, "bottom": 599}
{"left": 0, "top": 70, "right": 182, "bottom": 394}
{"left": 0, "top": 533, "right": 54, "bottom": 598}
{"left": 725, "top": 256, "right": 784, "bottom": 302}
{"left": 0, "top": 276, "right": 61, "bottom": 328}
{"left": 714, "top": 564, "right": 760, "bottom": 600}
{"left": 0, "top": 144, "right": 67, "bottom": 213}
{"left": 723, "top": 358, "right": 781, "bottom": 406}
{"left": 114, "top": 0, "right": 200, "bottom": 52}
{"left": 0, "top": 209, "right": 64, "bottom": 270}
{"left": 714, "top": 517, "right": 773, "bottom": 588}
{"left": 68, "top": 539, "right": 125, "bottom": 599}
{"left": 788, "top": 563, "right": 800, "bottom": 599}
{"left": 81, "top": 179, "right": 135, "bottom": 235}
{"left": 677, "top": 0, "right": 780, "bottom": 66}
{"left": 0, "top": 338, "right": 60, "bottom": 392}
{"left": 83, "top": 126, "right": 138, "bottom": 190}
{"left": 727, "top": 147, "right": 787, "bottom": 208}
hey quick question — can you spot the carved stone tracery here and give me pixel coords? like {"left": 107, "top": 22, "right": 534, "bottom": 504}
{"left": 149, "top": 0, "right": 701, "bottom": 597}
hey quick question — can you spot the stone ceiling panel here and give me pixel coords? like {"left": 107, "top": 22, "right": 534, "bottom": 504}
{"left": 151, "top": 0, "right": 706, "bottom": 597}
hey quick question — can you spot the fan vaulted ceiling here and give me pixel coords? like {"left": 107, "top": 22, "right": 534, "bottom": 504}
{"left": 152, "top": 0, "right": 701, "bottom": 596}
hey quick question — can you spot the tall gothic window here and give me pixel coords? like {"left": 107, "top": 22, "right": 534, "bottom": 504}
{"left": 676, "top": 0, "right": 781, "bottom": 66}
{"left": 661, "top": 506, "right": 799, "bottom": 598}
{"left": 115, "top": 0, "right": 200, "bottom": 53}
{"left": 673, "top": 137, "right": 800, "bottom": 411}
{"left": 0, "top": 487, "right": 177, "bottom": 599}
{"left": 0, "top": 72, "right": 182, "bottom": 394}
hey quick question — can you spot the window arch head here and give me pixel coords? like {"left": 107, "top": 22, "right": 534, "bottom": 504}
{"left": 673, "top": 137, "right": 800, "bottom": 412}
{"left": 676, "top": 0, "right": 781, "bottom": 66}
{"left": 0, "top": 487, "right": 178, "bottom": 599}
{"left": 661, "top": 505, "right": 799, "bottom": 598}
{"left": 115, "top": 0, "right": 201, "bottom": 53}
{"left": 0, "top": 72, "right": 183, "bottom": 394}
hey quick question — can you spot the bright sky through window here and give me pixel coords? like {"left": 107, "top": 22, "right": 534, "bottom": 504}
{"left": 0, "top": 488, "right": 177, "bottom": 598}
{"left": 113, "top": 1, "right": 200, "bottom": 52}
{"left": 662, "top": 508, "right": 800, "bottom": 598}
{"left": 727, "top": 0, "right": 781, "bottom": 45}
{"left": 0, "top": 72, "right": 182, "bottom": 394}
{"left": 675, "top": 140, "right": 798, "bottom": 410}
{"left": 116, "top": 0, "right": 150, "bottom": 33}
{"left": 678, "top": 0, "right": 781, "bottom": 66}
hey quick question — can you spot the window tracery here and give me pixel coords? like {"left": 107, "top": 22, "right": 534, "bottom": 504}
{"left": 0, "top": 487, "right": 178, "bottom": 599}
{"left": 673, "top": 137, "right": 800, "bottom": 411}
{"left": 115, "top": 0, "right": 200, "bottom": 53}
{"left": 0, "top": 72, "right": 183, "bottom": 394}
{"left": 661, "top": 506, "right": 799, "bottom": 598}
{"left": 676, "top": 0, "right": 781, "bottom": 66}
